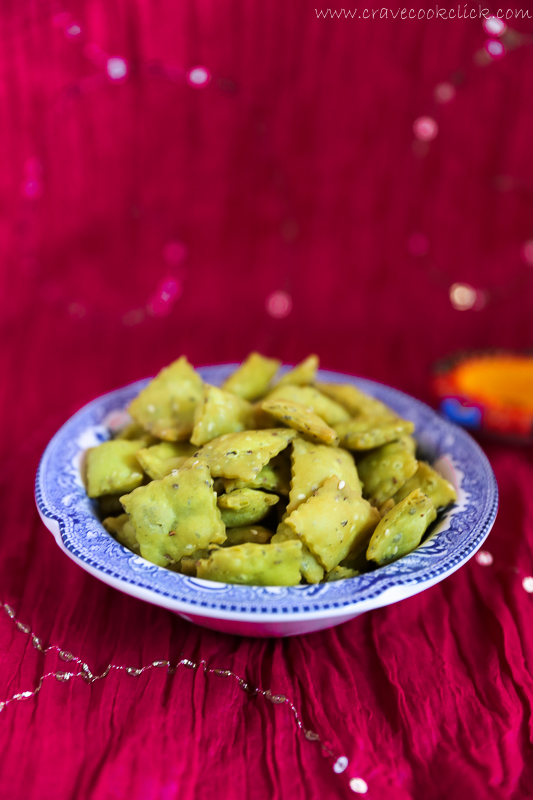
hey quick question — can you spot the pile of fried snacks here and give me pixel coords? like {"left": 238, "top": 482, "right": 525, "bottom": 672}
{"left": 85, "top": 354, "right": 456, "bottom": 586}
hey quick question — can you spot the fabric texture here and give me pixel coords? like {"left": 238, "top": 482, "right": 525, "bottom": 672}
{"left": 1, "top": 2, "right": 533, "bottom": 798}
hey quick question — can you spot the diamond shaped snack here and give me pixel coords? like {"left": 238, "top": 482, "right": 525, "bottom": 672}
{"left": 135, "top": 441, "right": 197, "bottom": 480}
{"left": 284, "top": 475, "right": 379, "bottom": 571}
{"left": 286, "top": 438, "right": 362, "bottom": 516}
{"left": 271, "top": 522, "right": 324, "bottom": 583}
{"left": 196, "top": 540, "right": 302, "bottom": 586}
{"left": 264, "top": 384, "right": 350, "bottom": 425}
{"left": 366, "top": 489, "right": 437, "bottom": 566}
{"left": 261, "top": 399, "right": 339, "bottom": 446}
{"left": 334, "top": 415, "right": 415, "bottom": 451}
{"left": 223, "top": 526, "right": 273, "bottom": 546}
{"left": 191, "top": 385, "right": 255, "bottom": 446}
{"left": 103, "top": 514, "right": 140, "bottom": 555}
{"left": 221, "top": 453, "right": 291, "bottom": 495}
{"left": 128, "top": 356, "right": 203, "bottom": 441}
{"left": 86, "top": 439, "right": 146, "bottom": 498}
{"left": 315, "top": 382, "right": 396, "bottom": 419}
{"left": 357, "top": 437, "right": 418, "bottom": 507}
{"left": 393, "top": 462, "right": 457, "bottom": 509}
{"left": 120, "top": 461, "right": 226, "bottom": 568}
{"left": 276, "top": 355, "right": 319, "bottom": 387}
{"left": 222, "top": 352, "right": 281, "bottom": 401}
{"left": 188, "top": 429, "right": 297, "bottom": 482}
{"left": 217, "top": 488, "right": 279, "bottom": 527}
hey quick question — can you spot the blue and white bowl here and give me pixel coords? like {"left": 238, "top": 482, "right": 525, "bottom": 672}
{"left": 35, "top": 366, "right": 498, "bottom": 637}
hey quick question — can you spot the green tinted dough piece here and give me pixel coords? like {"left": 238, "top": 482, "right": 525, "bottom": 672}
{"left": 366, "top": 489, "right": 437, "bottom": 566}
{"left": 265, "top": 384, "right": 350, "bottom": 425}
{"left": 271, "top": 523, "right": 324, "bottom": 583}
{"left": 261, "top": 399, "right": 339, "bottom": 446}
{"left": 315, "top": 382, "right": 396, "bottom": 419}
{"left": 196, "top": 540, "right": 302, "bottom": 586}
{"left": 223, "top": 526, "right": 273, "bottom": 546}
{"left": 217, "top": 488, "right": 279, "bottom": 527}
{"left": 120, "top": 462, "right": 226, "bottom": 568}
{"left": 114, "top": 421, "right": 149, "bottom": 440}
{"left": 393, "top": 461, "right": 457, "bottom": 509}
{"left": 222, "top": 353, "right": 281, "bottom": 401}
{"left": 191, "top": 384, "right": 255, "bottom": 446}
{"left": 103, "top": 514, "right": 140, "bottom": 555}
{"left": 188, "top": 429, "right": 297, "bottom": 482}
{"left": 221, "top": 454, "right": 291, "bottom": 495}
{"left": 325, "top": 566, "right": 359, "bottom": 581}
{"left": 357, "top": 437, "right": 418, "bottom": 507}
{"left": 128, "top": 356, "right": 203, "bottom": 441}
{"left": 334, "top": 416, "right": 415, "bottom": 451}
{"left": 136, "top": 441, "right": 197, "bottom": 480}
{"left": 179, "top": 548, "right": 213, "bottom": 576}
{"left": 277, "top": 355, "right": 319, "bottom": 386}
{"left": 286, "top": 438, "right": 362, "bottom": 516}
{"left": 86, "top": 440, "right": 146, "bottom": 498}
{"left": 97, "top": 494, "right": 124, "bottom": 517}
{"left": 284, "top": 475, "right": 379, "bottom": 571}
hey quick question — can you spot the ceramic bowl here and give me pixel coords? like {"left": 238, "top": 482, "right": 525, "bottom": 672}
{"left": 35, "top": 365, "right": 498, "bottom": 637}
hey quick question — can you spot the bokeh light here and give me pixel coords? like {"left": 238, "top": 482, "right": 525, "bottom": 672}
{"left": 413, "top": 116, "right": 438, "bottom": 142}
{"left": 163, "top": 241, "right": 187, "bottom": 265}
{"left": 476, "top": 551, "right": 494, "bottom": 566}
{"left": 434, "top": 82, "right": 456, "bottom": 104}
{"left": 449, "top": 283, "right": 477, "bottom": 310}
{"left": 485, "top": 40, "right": 505, "bottom": 59}
{"left": 266, "top": 291, "right": 292, "bottom": 319}
{"left": 186, "top": 67, "right": 211, "bottom": 87}
{"left": 483, "top": 16, "right": 506, "bottom": 36}
{"left": 521, "top": 241, "right": 533, "bottom": 265}
{"left": 107, "top": 57, "right": 128, "bottom": 81}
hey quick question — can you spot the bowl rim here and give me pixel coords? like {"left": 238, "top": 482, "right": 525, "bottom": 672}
{"left": 35, "top": 366, "right": 499, "bottom": 623}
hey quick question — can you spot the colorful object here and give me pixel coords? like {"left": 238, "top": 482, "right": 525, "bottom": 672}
{"left": 434, "top": 351, "right": 533, "bottom": 439}
{"left": 36, "top": 366, "right": 498, "bottom": 638}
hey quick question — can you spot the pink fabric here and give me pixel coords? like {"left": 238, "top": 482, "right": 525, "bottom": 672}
{"left": 1, "top": 2, "right": 533, "bottom": 797}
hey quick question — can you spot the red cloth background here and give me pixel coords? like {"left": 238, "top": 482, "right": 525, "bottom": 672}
{"left": 1, "top": 2, "right": 533, "bottom": 798}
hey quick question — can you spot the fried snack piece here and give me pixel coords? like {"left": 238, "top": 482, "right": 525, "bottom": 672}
{"left": 261, "top": 399, "right": 339, "bottom": 446}
{"left": 114, "top": 421, "right": 149, "bottom": 440}
{"left": 316, "top": 382, "right": 396, "bottom": 419}
{"left": 284, "top": 476, "right": 379, "bottom": 571}
{"left": 286, "top": 438, "right": 362, "bottom": 516}
{"left": 179, "top": 548, "right": 213, "bottom": 576}
{"left": 271, "top": 523, "right": 324, "bottom": 583}
{"left": 190, "top": 384, "right": 255, "bottom": 446}
{"left": 188, "top": 429, "right": 297, "bottom": 482}
{"left": 378, "top": 498, "right": 395, "bottom": 518}
{"left": 120, "top": 462, "right": 226, "bottom": 568}
{"left": 97, "top": 494, "right": 124, "bottom": 517}
{"left": 264, "top": 384, "right": 350, "bottom": 425}
{"left": 103, "top": 514, "right": 140, "bottom": 555}
{"left": 357, "top": 437, "right": 418, "bottom": 507}
{"left": 128, "top": 356, "right": 203, "bottom": 441}
{"left": 366, "top": 489, "right": 437, "bottom": 566}
{"left": 334, "top": 416, "right": 415, "bottom": 451}
{"left": 136, "top": 441, "right": 197, "bottom": 480}
{"left": 217, "top": 488, "right": 279, "bottom": 527}
{"left": 223, "top": 526, "right": 273, "bottom": 546}
{"left": 393, "top": 462, "right": 457, "bottom": 510}
{"left": 325, "top": 566, "right": 359, "bottom": 581}
{"left": 277, "top": 355, "right": 319, "bottom": 387}
{"left": 221, "top": 453, "right": 291, "bottom": 496}
{"left": 86, "top": 440, "right": 146, "bottom": 498}
{"left": 196, "top": 540, "right": 302, "bottom": 586}
{"left": 222, "top": 353, "right": 281, "bottom": 401}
